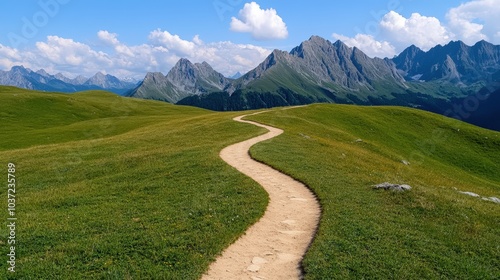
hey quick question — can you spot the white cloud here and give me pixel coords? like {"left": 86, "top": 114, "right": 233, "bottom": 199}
{"left": 146, "top": 30, "right": 272, "bottom": 76}
{"left": 0, "top": 30, "right": 272, "bottom": 79}
{"left": 333, "top": 11, "right": 454, "bottom": 58}
{"left": 333, "top": 1, "right": 500, "bottom": 58}
{"left": 446, "top": 0, "right": 500, "bottom": 44}
{"left": 149, "top": 29, "right": 196, "bottom": 55}
{"left": 36, "top": 36, "right": 112, "bottom": 70}
{"left": 0, "top": 44, "right": 22, "bottom": 69}
{"left": 198, "top": 41, "right": 271, "bottom": 75}
{"left": 332, "top": 33, "right": 396, "bottom": 58}
{"left": 380, "top": 11, "right": 453, "bottom": 50}
{"left": 333, "top": 11, "right": 453, "bottom": 57}
{"left": 98, "top": 30, "right": 120, "bottom": 46}
{"left": 230, "top": 2, "right": 288, "bottom": 40}
{"left": 193, "top": 35, "right": 203, "bottom": 45}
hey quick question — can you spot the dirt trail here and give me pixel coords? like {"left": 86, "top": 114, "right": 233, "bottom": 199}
{"left": 202, "top": 112, "right": 321, "bottom": 280}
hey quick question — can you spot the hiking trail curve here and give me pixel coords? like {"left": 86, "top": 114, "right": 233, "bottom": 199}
{"left": 202, "top": 111, "right": 321, "bottom": 280}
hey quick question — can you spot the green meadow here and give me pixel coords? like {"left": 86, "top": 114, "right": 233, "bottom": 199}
{"left": 0, "top": 86, "right": 499, "bottom": 279}
{"left": 247, "top": 104, "right": 500, "bottom": 279}
{"left": 0, "top": 87, "right": 268, "bottom": 279}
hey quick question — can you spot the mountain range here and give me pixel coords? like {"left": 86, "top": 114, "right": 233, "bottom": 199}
{"left": 2, "top": 36, "right": 498, "bottom": 131}
{"left": 128, "top": 59, "right": 232, "bottom": 103}
{"left": 128, "top": 36, "right": 500, "bottom": 130}
{"left": 0, "top": 66, "right": 137, "bottom": 94}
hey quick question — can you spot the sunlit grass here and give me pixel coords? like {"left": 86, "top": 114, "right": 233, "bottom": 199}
{"left": 0, "top": 87, "right": 268, "bottom": 279}
{"left": 2, "top": 86, "right": 498, "bottom": 279}
{"left": 247, "top": 104, "right": 500, "bottom": 279}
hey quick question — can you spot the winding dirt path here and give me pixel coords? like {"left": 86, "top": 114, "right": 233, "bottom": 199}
{"left": 202, "top": 112, "right": 321, "bottom": 280}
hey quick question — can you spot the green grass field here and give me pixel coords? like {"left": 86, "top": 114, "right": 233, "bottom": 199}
{"left": 247, "top": 104, "right": 500, "bottom": 279}
{"left": 0, "top": 87, "right": 268, "bottom": 279}
{"left": 1, "top": 86, "right": 499, "bottom": 279}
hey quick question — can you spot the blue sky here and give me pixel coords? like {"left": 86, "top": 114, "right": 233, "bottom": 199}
{"left": 1, "top": 0, "right": 499, "bottom": 79}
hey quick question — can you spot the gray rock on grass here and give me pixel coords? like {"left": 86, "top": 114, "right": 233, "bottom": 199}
{"left": 373, "top": 182, "right": 412, "bottom": 192}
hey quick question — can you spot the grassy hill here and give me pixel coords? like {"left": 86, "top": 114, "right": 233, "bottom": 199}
{"left": 0, "top": 86, "right": 268, "bottom": 279}
{"left": 1, "top": 86, "right": 498, "bottom": 279}
{"left": 247, "top": 104, "right": 500, "bottom": 279}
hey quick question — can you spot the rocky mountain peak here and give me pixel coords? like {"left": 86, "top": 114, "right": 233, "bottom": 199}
{"left": 53, "top": 73, "right": 85, "bottom": 85}
{"left": 307, "top": 35, "right": 333, "bottom": 48}
{"left": 130, "top": 58, "right": 231, "bottom": 103}
{"left": 230, "top": 72, "right": 243, "bottom": 79}
{"left": 471, "top": 39, "right": 499, "bottom": 62}
{"left": 393, "top": 39, "right": 500, "bottom": 84}
{"left": 167, "top": 59, "right": 198, "bottom": 86}
{"left": 11, "top": 65, "right": 31, "bottom": 74}
{"left": 86, "top": 72, "right": 106, "bottom": 83}
{"left": 83, "top": 72, "right": 130, "bottom": 89}
{"left": 352, "top": 46, "right": 369, "bottom": 59}
{"left": 447, "top": 40, "right": 467, "bottom": 50}
{"left": 94, "top": 71, "right": 106, "bottom": 78}
{"left": 392, "top": 44, "right": 425, "bottom": 73}
{"left": 54, "top": 73, "right": 70, "bottom": 82}
{"left": 333, "top": 40, "right": 353, "bottom": 58}
{"left": 404, "top": 45, "right": 424, "bottom": 56}
{"left": 472, "top": 40, "right": 494, "bottom": 51}
{"left": 144, "top": 72, "right": 166, "bottom": 83}
{"left": 74, "top": 75, "right": 88, "bottom": 85}
{"left": 36, "top": 69, "right": 50, "bottom": 77}
{"left": 200, "top": 61, "right": 212, "bottom": 69}
{"left": 244, "top": 49, "right": 285, "bottom": 77}
{"left": 291, "top": 36, "right": 336, "bottom": 59}
{"left": 196, "top": 61, "right": 221, "bottom": 78}
{"left": 168, "top": 58, "right": 229, "bottom": 84}
{"left": 174, "top": 58, "right": 195, "bottom": 72}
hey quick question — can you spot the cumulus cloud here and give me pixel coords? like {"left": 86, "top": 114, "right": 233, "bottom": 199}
{"left": 380, "top": 11, "right": 453, "bottom": 50}
{"left": 98, "top": 30, "right": 120, "bottom": 46}
{"left": 36, "top": 36, "right": 113, "bottom": 74}
{"left": 332, "top": 33, "right": 396, "bottom": 58}
{"left": 149, "top": 29, "right": 196, "bottom": 55}
{"left": 193, "top": 35, "right": 203, "bottom": 45}
{"left": 230, "top": 2, "right": 288, "bottom": 40}
{"left": 0, "top": 44, "right": 22, "bottom": 69}
{"left": 333, "top": 11, "right": 453, "bottom": 58}
{"left": 147, "top": 29, "right": 271, "bottom": 76}
{"left": 0, "top": 30, "right": 272, "bottom": 79}
{"left": 333, "top": 0, "right": 500, "bottom": 58}
{"left": 198, "top": 41, "right": 271, "bottom": 75}
{"left": 446, "top": 0, "right": 500, "bottom": 44}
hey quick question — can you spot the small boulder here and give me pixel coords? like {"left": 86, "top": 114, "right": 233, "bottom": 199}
{"left": 373, "top": 182, "right": 412, "bottom": 192}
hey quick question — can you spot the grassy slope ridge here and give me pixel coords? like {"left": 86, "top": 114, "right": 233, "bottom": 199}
{"left": 247, "top": 104, "right": 500, "bottom": 279}
{"left": 2, "top": 86, "right": 498, "bottom": 278}
{"left": 0, "top": 86, "right": 269, "bottom": 279}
